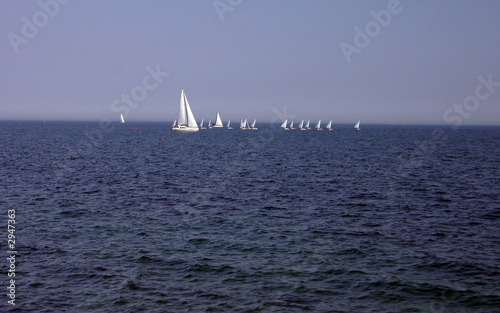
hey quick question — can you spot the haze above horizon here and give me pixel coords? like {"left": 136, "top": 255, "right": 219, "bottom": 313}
{"left": 1, "top": 0, "right": 499, "bottom": 126}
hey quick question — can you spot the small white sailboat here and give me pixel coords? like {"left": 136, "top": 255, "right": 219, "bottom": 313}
{"left": 227, "top": 120, "right": 233, "bottom": 129}
{"left": 250, "top": 119, "right": 258, "bottom": 130}
{"left": 316, "top": 120, "right": 322, "bottom": 130}
{"left": 172, "top": 88, "right": 199, "bottom": 132}
{"left": 326, "top": 120, "right": 333, "bottom": 131}
{"left": 240, "top": 118, "right": 249, "bottom": 130}
{"left": 213, "top": 111, "right": 224, "bottom": 128}
{"left": 290, "top": 120, "right": 296, "bottom": 130}
{"left": 305, "top": 120, "right": 311, "bottom": 129}
{"left": 281, "top": 119, "right": 289, "bottom": 130}
{"left": 200, "top": 119, "right": 206, "bottom": 129}
{"left": 208, "top": 120, "right": 213, "bottom": 128}
{"left": 120, "top": 113, "right": 125, "bottom": 124}
{"left": 299, "top": 120, "right": 306, "bottom": 130}
{"left": 354, "top": 120, "right": 361, "bottom": 130}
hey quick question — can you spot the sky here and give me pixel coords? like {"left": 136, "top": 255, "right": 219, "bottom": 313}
{"left": 1, "top": 0, "right": 499, "bottom": 125}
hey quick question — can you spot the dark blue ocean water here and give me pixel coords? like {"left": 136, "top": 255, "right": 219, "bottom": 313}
{"left": 0, "top": 121, "right": 499, "bottom": 312}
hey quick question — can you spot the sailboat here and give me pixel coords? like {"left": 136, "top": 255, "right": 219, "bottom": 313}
{"left": 200, "top": 119, "right": 207, "bottom": 129}
{"left": 299, "top": 120, "right": 306, "bottom": 130}
{"left": 240, "top": 118, "right": 250, "bottom": 130}
{"left": 290, "top": 121, "right": 296, "bottom": 130}
{"left": 305, "top": 120, "right": 311, "bottom": 129}
{"left": 281, "top": 119, "right": 289, "bottom": 130}
{"left": 316, "top": 120, "right": 322, "bottom": 130}
{"left": 172, "top": 88, "right": 199, "bottom": 132}
{"left": 227, "top": 120, "right": 233, "bottom": 129}
{"left": 208, "top": 120, "right": 212, "bottom": 128}
{"left": 213, "top": 112, "right": 223, "bottom": 128}
{"left": 120, "top": 113, "right": 125, "bottom": 124}
{"left": 326, "top": 120, "right": 333, "bottom": 131}
{"left": 250, "top": 119, "right": 258, "bottom": 130}
{"left": 354, "top": 120, "right": 361, "bottom": 130}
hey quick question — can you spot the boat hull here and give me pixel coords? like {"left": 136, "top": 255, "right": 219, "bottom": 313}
{"left": 172, "top": 126, "right": 199, "bottom": 132}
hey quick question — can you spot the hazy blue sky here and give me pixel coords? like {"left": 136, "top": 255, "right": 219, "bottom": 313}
{"left": 1, "top": 0, "right": 499, "bottom": 125}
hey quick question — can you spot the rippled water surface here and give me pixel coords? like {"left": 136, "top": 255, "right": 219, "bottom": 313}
{"left": 1, "top": 121, "right": 499, "bottom": 312}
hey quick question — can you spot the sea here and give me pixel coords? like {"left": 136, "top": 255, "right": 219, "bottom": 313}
{"left": 0, "top": 121, "right": 499, "bottom": 313}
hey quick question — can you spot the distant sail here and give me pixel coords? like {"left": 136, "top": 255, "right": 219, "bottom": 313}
{"left": 227, "top": 120, "right": 232, "bottom": 129}
{"left": 354, "top": 120, "right": 361, "bottom": 130}
{"left": 281, "top": 119, "right": 289, "bottom": 130}
{"left": 326, "top": 120, "right": 332, "bottom": 130}
{"left": 120, "top": 113, "right": 125, "bottom": 124}
{"left": 316, "top": 120, "right": 322, "bottom": 130}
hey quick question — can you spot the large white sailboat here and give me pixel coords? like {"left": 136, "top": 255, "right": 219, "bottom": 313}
{"left": 172, "top": 88, "right": 199, "bottom": 132}
{"left": 120, "top": 113, "right": 125, "bottom": 124}
{"left": 213, "top": 112, "right": 224, "bottom": 128}
{"left": 354, "top": 120, "right": 361, "bottom": 130}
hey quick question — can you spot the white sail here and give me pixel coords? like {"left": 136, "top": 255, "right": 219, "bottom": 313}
{"left": 200, "top": 119, "right": 204, "bottom": 128}
{"left": 316, "top": 120, "right": 321, "bottom": 129}
{"left": 208, "top": 120, "right": 212, "bottom": 128}
{"left": 298, "top": 120, "right": 303, "bottom": 129}
{"left": 326, "top": 120, "right": 332, "bottom": 129}
{"left": 251, "top": 119, "right": 256, "bottom": 128}
{"left": 172, "top": 119, "right": 177, "bottom": 127}
{"left": 243, "top": 118, "right": 249, "bottom": 129}
{"left": 290, "top": 121, "right": 294, "bottom": 129}
{"left": 184, "top": 92, "right": 198, "bottom": 128}
{"left": 178, "top": 89, "right": 188, "bottom": 125}
{"left": 120, "top": 113, "right": 125, "bottom": 124}
{"left": 240, "top": 120, "right": 244, "bottom": 129}
{"left": 281, "top": 119, "right": 288, "bottom": 129}
{"left": 172, "top": 88, "right": 199, "bottom": 131}
{"left": 305, "top": 120, "right": 310, "bottom": 128}
{"left": 227, "top": 120, "right": 232, "bottom": 129}
{"left": 354, "top": 120, "right": 360, "bottom": 130}
{"left": 214, "top": 111, "right": 223, "bottom": 127}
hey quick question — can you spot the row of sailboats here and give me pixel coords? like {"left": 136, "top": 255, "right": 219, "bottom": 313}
{"left": 124, "top": 88, "right": 361, "bottom": 131}
{"left": 171, "top": 88, "right": 258, "bottom": 131}
{"left": 199, "top": 117, "right": 237, "bottom": 129}
{"left": 280, "top": 119, "right": 360, "bottom": 130}
{"left": 281, "top": 119, "right": 332, "bottom": 131}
